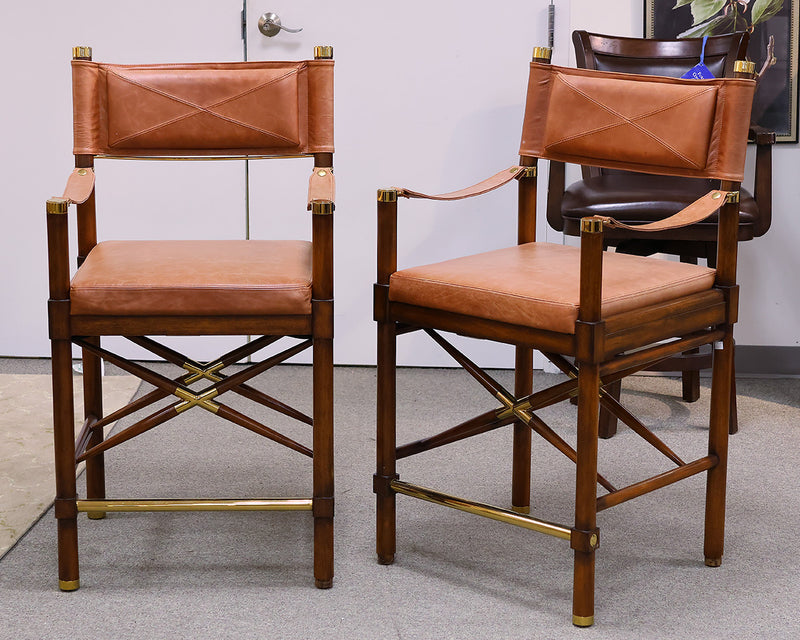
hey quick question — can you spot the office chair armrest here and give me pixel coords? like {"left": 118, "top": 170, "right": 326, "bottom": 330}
{"left": 60, "top": 167, "right": 95, "bottom": 204}
{"left": 397, "top": 165, "right": 527, "bottom": 201}
{"left": 595, "top": 189, "right": 735, "bottom": 233}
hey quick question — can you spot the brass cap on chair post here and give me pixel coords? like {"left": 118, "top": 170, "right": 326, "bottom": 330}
{"left": 311, "top": 200, "right": 334, "bottom": 215}
{"left": 46, "top": 197, "right": 70, "bottom": 215}
{"left": 580, "top": 217, "right": 604, "bottom": 234}
{"left": 532, "top": 46, "right": 552, "bottom": 62}
{"left": 72, "top": 46, "right": 92, "bottom": 60}
{"left": 733, "top": 59, "right": 756, "bottom": 76}
{"left": 314, "top": 45, "right": 334, "bottom": 60}
{"left": 377, "top": 189, "right": 398, "bottom": 203}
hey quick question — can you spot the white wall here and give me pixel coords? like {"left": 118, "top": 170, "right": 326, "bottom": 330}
{"left": 2, "top": 0, "right": 798, "bottom": 365}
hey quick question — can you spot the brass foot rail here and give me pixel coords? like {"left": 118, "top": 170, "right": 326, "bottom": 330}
{"left": 76, "top": 498, "right": 313, "bottom": 512}
{"left": 391, "top": 479, "right": 571, "bottom": 541}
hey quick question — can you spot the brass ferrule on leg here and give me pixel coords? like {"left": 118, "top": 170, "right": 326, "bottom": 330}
{"left": 59, "top": 579, "right": 80, "bottom": 591}
{"left": 572, "top": 614, "right": 594, "bottom": 627}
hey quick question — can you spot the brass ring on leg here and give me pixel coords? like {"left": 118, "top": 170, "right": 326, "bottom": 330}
{"left": 59, "top": 579, "right": 80, "bottom": 591}
{"left": 572, "top": 614, "right": 594, "bottom": 627}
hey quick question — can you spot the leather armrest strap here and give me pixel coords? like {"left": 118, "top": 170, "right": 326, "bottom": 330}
{"left": 307, "top": 167, "right": 335, "bottom": 209}
{"left": 398, "top": 166, "right": 526, "bottom": 201}
{"left": 599, "top": 189, "right": 733, "bottom": 232}
{"left": 61, "top": 168, "right": 95, "bottom": 205}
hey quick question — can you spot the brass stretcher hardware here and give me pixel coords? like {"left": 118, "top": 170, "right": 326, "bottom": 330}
{"left": 76, "top": 498, "right": 313, "bottom": 513}
{"left": 390, "top": 480, "right": 573, "bottom": 541}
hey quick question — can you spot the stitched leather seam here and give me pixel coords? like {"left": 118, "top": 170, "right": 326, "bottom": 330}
{"left": 392, "top": 270, "right": 713, "bottom": 306}
{"left": 550, "top": 75, "right": 716, "bottom": 169}
{"left": 106, "top": 65, "right": 305, "bottom": 147}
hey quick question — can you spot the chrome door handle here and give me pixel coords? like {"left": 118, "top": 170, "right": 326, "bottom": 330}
{"left": 258, "top": 12, "right": 303, "bottom": 37}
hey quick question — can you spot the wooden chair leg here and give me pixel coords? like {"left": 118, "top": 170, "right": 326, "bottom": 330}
{"left": 52, "top": 340, "right": 80, "bottom": 591}
{"left": 680, "top": 259, "right": 702, "bottom": 405}
{"left": 512, "top": 347, "right": 533, "bottom": 513}
{"left": 82, "top": 340, "right": 106, "bottom": 520}
{"left": 573, "top": 362, "right": 600, "bottom": 627}
{"left": 313, "top": 336, "right": 334, "bottom": 588}
{"left": 728, "top": 349, "right": 738, "bottom": 435}
{"left": 704, "top": 334, "right": 733, "bottom": 568}
{"left": 598, "top": 379, "right": 620, "bottom": 439}
{"left": 681, "top": 365, "right": 701, "bottom": 403}
{"left": 375, "top": 321, "right": 397, "bottom": 565}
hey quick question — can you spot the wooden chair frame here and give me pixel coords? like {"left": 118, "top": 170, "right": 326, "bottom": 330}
{"left": 46, "top": 46, "right": 335, "bottom": 591}
{"left": 374, "top": 50, "right": 755, "bottom": 626}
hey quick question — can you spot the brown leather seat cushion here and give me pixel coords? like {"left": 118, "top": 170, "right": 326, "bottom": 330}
{"left": 71, "top": 240, "right": 312, "bottom": 316}
{"left": 389, "top": 242, "right": 716, "bottom": 334}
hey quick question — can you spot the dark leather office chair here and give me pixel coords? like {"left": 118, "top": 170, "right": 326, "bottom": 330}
{"left": 548, "top": 31, "right": 774, "bottom": 437}
{"left": 47, "top": 46, "right": 335, "bottom": 591}
{"left": 375, "top": 48, "right": 755, "bottom": 626}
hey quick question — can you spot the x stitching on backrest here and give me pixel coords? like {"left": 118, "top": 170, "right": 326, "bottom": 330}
{"left": 550, "top": 73, "right": 717, "bottom": 169}
{"left": 107, "top": 65, "right": 304, "bottom": 147}
{"left": 543, "top": 70, "right": 719, "bottom": 172}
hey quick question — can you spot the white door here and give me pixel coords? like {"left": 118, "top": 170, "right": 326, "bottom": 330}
{"left": 2, "top": 0, "right": 248, "bottom": 361}
{"left": 244, "top": 1, "right": 553, "bottom": 366}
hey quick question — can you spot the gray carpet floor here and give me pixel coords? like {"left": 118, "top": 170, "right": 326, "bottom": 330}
{"left": 0, "top": 364, "right": 798, "bottom": 639}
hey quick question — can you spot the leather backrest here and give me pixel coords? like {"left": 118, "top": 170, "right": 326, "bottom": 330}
{"left": 519, "top": 62, "right": 755, "bottom": 181}
{"left": 72, "top": 59, "right": 333, "bottom": 157}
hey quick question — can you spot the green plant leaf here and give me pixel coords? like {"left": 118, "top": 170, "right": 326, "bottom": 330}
{"left": 678, "top": 13, "right": 736, "bottom": 37}
{"left": 687, "top": 0, "right": 728, "bottom": 25}
{"left": 752, "top": 0, "right": 784, "bottom": 25}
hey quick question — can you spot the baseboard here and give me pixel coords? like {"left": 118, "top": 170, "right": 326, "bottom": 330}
{"left": 736, "top": 346, "right": 800, "bottom": 376}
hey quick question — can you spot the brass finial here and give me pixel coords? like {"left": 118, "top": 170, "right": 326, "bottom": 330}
{"left": 72, "top": 46, "right": 92, "bottom": 60}
{"left": 532, "top": 46, "right": 552, "bottom": 62}
{"left": 314, "top": 46, "right": 334, "bottom": 60}
{"left": 734, "top": 60, "right": 756, "bottom": 76}
{"left": 377, "top": 189, "right": 398, "bottom": 203}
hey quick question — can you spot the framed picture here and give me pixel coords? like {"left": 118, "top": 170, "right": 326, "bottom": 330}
{"left": 646, "top": 0, "right": 799, "bottom": 142}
